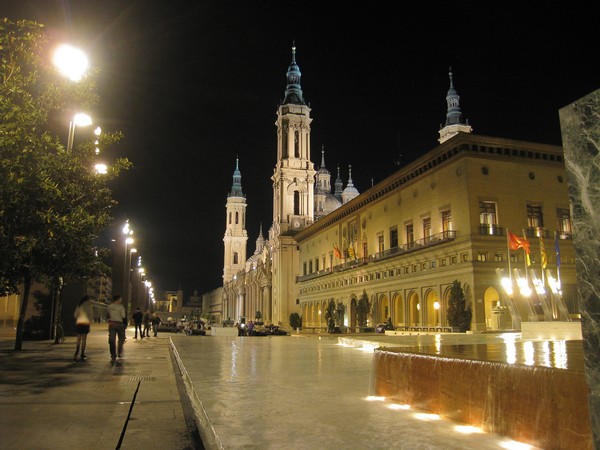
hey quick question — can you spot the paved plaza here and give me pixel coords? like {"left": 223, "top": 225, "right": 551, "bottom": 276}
{"left": 0, "top": 326, "right": 544, "bottom": 449}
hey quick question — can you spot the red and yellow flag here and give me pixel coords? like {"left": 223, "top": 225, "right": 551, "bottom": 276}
{"left": 348, "top": 244, "right": 356, "bottom": 260}
{"left": 508, "top": 230, "right": 531, "bottom": 266}
{"left": 508, "top": 230, "right": 530, "bottom": 253}
{"left": 333, "top": 243, "right": 342, "bottom": 259}
{"left": 539, "top": 236, "right": 548, "bottom": 269}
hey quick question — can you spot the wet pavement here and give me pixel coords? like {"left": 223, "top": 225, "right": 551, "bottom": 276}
{"left": 171, "top": 333, "right": 544, "bottom": 449}
{"left": 1, "top": 327, "right": 566, "bottom": 449}
{"left": 0, "top": 325, "right": 201, "bottom": 450}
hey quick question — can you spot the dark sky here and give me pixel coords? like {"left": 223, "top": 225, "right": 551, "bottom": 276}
{"left": 3, "top": 1, "right": 598, "bottom": 297}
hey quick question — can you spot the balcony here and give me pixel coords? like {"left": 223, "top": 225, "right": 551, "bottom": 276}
{"left": 525, "top": 227, "right": 549, "bottom": 238}
{"left": 297, "top": 230, "right": 456, "bottom": 283}
{"left": 479, "top": 224, "right": 504, "bottom": 236}
{"left": 369, "top": 230, "right": 457, "bottom": 262}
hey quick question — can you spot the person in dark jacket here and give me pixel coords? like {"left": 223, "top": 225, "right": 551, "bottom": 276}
{"left": 133, "top": 307, "right": 144, "bottom": 339}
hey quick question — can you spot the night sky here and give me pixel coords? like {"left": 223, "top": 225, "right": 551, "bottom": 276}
{"left": 2, "top": 1, "right": 598, "bottom": 297}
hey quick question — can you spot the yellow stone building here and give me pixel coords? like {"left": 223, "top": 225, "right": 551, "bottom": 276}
{"left": 216, "top": 50, "right": 576, "bottom": 332}
{"left": 295, "top": 132, "right": 576, "bottom": 331}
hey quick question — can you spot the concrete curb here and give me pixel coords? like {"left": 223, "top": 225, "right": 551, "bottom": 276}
{"left": 170, "top": 337, "right": 223, "bottom": 450}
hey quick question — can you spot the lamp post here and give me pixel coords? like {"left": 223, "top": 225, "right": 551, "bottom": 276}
{"left": 122, "top": 220, "right": 134, "bottom": 320}
{"left": 66, "top": 112, "right": 92, "bottom": 154}
{"left": 434, "top": 301, "right": 441, "bottom": 326}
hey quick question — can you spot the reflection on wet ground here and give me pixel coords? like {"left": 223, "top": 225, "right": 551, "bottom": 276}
{"left": 172, "top": 334, "right": 554, "bottom": 449}
{"left": 342, "top": 332, "right": 584, "bottom": 371}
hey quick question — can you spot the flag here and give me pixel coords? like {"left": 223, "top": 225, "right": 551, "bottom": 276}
{"left": 507, "top": 230, "right": 530, "bottom": 252}
{"left": 347, "top": 243, "right": 356, "bottom": 260}
{"left": 554, "top": 231, "right": 561, "bottom": 268}
{"left": 333, "top": 243, "right": 342, "bottom": 259}
{"left": 539, "top": 236, "right": 548, "bottom": 269}
{"left": 507, "top": 229, "right": 531, "bottom": 266}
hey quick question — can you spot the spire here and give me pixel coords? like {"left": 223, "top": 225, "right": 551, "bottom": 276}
{"left": 229, "top": 157, "right": 244, "bottom": 197}
{"left": 282, "top": 42, "right": 305, "bottom": 105}
{"left": 334, "top": 164, "right": 344, "bottom": 200}
{"left": 445, "top": 67, "right": 464, "bottom": 126}
{"left": 320, "top": 144, "right": 326, "bottom": 168}
{"left": 254, "top": 223, "right": 265, "bottom": 254}
{"left": 439, "top": 67, "right": 473, "bottom": 144}
{"left": 342, "top": 164, "right": 359, "bottom": 203}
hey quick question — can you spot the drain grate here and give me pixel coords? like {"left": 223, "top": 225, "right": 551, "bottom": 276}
{"left": 113, "top": 370, "right": 152, "bottom": 377}
{"left": 128, "top": 376, "right": 156, "bottom": 381}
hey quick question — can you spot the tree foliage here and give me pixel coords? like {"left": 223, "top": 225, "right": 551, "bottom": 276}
{"left": 325, "top": 299, "right": 335, "bottom": 332}
{"left": 0, "top": 19, "right": 130, "bottom": 349}
{"left": 357, "top": 290, "right": 371, "bottom": 328}
{"left": 446, "top": 280, "right": 472, "bottom": 332}
{"left": 289, "top": 312, "right": 302, "bottom": 329}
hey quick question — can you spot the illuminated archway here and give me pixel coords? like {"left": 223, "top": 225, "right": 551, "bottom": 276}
{"left": 392, "top": 292, "right": 404, "bottom": 326}
{"left": 350, "top": 296, "right": 357, "bottom": 330}
{"left": 424, "top": 289, "right": 441, "bottom": 326}
{"left": 375, "top": 293, "right": 390, "bottom": 323}
{"left": 408, "top": 291, "right": 420, "bottom": 326}
{"left": 484, "top": 286, "right": 501, "bottom": 329}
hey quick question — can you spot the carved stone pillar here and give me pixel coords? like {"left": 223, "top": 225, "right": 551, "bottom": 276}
{"left": 560, "top": 88, "right": 600, "bottom": 448}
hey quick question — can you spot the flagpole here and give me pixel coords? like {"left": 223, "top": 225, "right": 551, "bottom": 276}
{"left": 554, "top": 231, "right": 561, "bottom": 286}
{"left": 521, "top": 228, "right": 528, "bottom": 279}
{"left": 540, "top": 236, "right": 545, "bottom": 286}
{"left": 506, "top": 228, "right": 512, "bottom": 283}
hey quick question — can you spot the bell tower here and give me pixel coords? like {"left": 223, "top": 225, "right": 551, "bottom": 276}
{"left": 269, "top": 45, "right": 315, "bottom": 328}
{"left": 272, "top": 44, "right": 316, "bottom": 236}
{"left": 223, "top": 158, "right": 248, "bottom": 283}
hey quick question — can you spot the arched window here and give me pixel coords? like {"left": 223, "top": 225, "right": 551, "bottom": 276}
{"left": 294, "top": 191, "right": 300, "bottom": 215}
{"left": 233, "top": 252, "right": 238, "bottom": 264}
{"left": 235, "top": 211, "right": 239, "bottom": 224}
{"left": 294, "top": 131, "right": 300, "bottom": 158}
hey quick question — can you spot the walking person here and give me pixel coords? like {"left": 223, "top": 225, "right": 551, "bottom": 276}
{"left": 73, "top": 295, "right": 93, "bottom": 362}
{"left": 107, "top": 295, "right": 127, "bottom": 361}
{"left": 133, "top": 307, "right": 144, "bottom": 339}
{"left": 142, "top": 309, "right": 151, "bottom": 337}
{"left": 151, "top": 313, "right": 161, "bottom": 337}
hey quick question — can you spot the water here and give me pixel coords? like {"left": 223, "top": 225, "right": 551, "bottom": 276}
{"left": 172, "top": 335, "right": 538, "bottom": 449}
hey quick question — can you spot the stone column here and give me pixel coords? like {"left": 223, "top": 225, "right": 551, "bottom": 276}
{"left": 559, "top": 88, "right": 600, "bottom": 448}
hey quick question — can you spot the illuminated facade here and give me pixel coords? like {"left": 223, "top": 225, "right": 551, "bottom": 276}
{"left": 218, "top": 52, "right": 576, "bottom": 331}
{"left": 295, "top": 132, "right": 576, "bottom": 331}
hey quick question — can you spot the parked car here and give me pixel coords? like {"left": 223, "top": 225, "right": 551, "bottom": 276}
{"left": 376, "top": 322, "right": 394, "bottom": 333}
{"left": 266, "top": 325, "right": 287, "bottom": 336}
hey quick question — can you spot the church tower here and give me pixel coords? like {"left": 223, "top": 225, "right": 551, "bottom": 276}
{"left": 270, "top": 45, "right": 315, "bottom": 327}
{"left": 223, "top": 158, "right": 248, "bottom": 283}
{"left": 438, "top": 68, "right": 473, "bottom": 143}
{"left": 272, "top": 45, "right": 316, "bottom": 235}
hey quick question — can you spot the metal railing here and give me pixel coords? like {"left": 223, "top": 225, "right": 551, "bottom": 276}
{"left": 297, "top": 230, "right": 456, "bottom": 282}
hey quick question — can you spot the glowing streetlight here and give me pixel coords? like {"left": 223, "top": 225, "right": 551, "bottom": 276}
{"left": 67, "top": 112, "right": 92, "bottom": 153}
{"left": 94, "top": 163, "right": 108, "bottom": 174}
{"left": 433, "top": 301, "right": 440, "bottom": 326}
{"left": 53, "top": 44, "right": 89, "bottom": 81}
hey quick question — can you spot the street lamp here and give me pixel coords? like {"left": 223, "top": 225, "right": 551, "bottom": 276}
{"left": 122, "top": 220, "right": 134, "bottom": 318}
{"left": 433, "top": 301, "right": 440, "bottom": 326}
{"left": 53, "top": 44, "right": 89, "bottom": 81}
{"left": 67, "top": 112, "right": 92, "bottom": 153}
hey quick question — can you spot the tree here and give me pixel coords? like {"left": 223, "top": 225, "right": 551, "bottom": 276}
{"left": 446, "top": 280, "right": 472, "bottom": 332}
{"left": 357, "top": 289, "right": 371, "bottom": 329}
{"left": 0, "top": 19, "right": 130, "bottom": 350}
{"left": 325, "top": 299, "right": 335, "bottom": 332}
{"left": 289, "top": 312, "right": 302, "bottom": 330}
